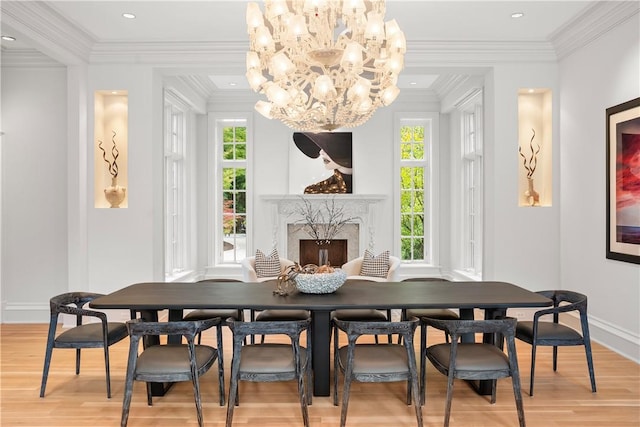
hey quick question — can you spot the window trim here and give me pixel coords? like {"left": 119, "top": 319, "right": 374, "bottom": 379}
{"left": 208, "top": 113, "right": 253, "bottom": 267}
{"left": 163, "top": 89, "right": 194, "bottom": 281}
{"left": 393, "top": 112, "right": 440, "bottom": 266}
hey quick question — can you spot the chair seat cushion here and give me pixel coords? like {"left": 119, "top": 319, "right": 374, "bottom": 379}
{"left": 240, "top": 344, "right": 308, "bottom": 374}
{"left": 255, "top": 310, "right": 310, "bottom": 321}
{"left": 338, "top": 344, "right": 409, "bottom": 375}
{"left": 136, "top": 344, "right": 217, "bottom": 375}
{"left": 332, "top": 309, "right": 387, "bottom": 321}
{"left": 428, "top": 343, "right": 510, "bottom": 371}
{"left": 406, "top": 308, "right": 459, "bottom": 320}
{"left": 56, "top": 322, "right": 128, "bottom": 344}
{"left": 516, "top": 321, "right": 584, "bottom": 342}
{"left": 183, "top": 309, "right": 241, "bottom": 321}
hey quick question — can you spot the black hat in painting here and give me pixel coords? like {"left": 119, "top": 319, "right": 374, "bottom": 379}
{"left": 293, "top": 132, "right": 352, "bottom": 169}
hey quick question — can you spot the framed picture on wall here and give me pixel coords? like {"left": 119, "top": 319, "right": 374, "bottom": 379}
{"left": 289, "top": 132, "right": 353, "bottom": 194}
{"left": 606, "top": 97, "right": 640, "bottom": 264}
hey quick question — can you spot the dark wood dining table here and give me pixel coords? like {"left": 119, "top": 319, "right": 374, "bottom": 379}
{"left": 90, "top": 279, "right": 551, "bottom": 397}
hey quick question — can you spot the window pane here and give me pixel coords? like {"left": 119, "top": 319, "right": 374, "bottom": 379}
{"left": 236, "top": 192, "right": 246, "bottom": 214}
{"left": 413, "top": 215, "right": 424, "bottom": 235}
{"left": 401, "top": 238, "right": 412, "bottom": 260}
{"left": 223, "top": 144, "right": 234, "bottom": 160}
{"left": 413, "top": 238, "right": 424, "bottom": 258}
{"left": 235, "top": 127, "right": 246, "bottom": 142}
{"left": 222, "top": 168, "right": 234, "bottom": 190}
{"left": 413, "top": 142, "right": 425, "bottom": 160}
{"left": 400, "top": 214, "right": 412, "bottom": 235}
{"left": 235, "top": 143, "right": 247, "bottom": 160}
{"left": 222, "top": 127, "right": 234, "bottom": 142}
{"left": 413, "top": 126, "right": 424, "bottom": 142}
{"left": 235, "top": 168, "right": 246, "bottom": 190}
{"left": 235, "top": 215, "right": 246, "bottom": 234}
{"left": 401, "top": 142, "right": 412, "bottom": 160}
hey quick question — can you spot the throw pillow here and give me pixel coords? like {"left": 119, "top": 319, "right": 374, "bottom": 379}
{"left": 360, "top": 249, "right": 390, "bottom": 278}
{"left": 254, "top": 248, "right": 281, "bottom": 278}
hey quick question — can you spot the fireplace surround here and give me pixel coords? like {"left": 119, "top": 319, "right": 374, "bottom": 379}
{"left": 261, "top": 194, "right": 386, "bottom": 265}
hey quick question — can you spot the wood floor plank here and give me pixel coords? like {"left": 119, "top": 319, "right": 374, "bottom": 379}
{"left": 1, "top": 323, "right": 638, "bottom": 426}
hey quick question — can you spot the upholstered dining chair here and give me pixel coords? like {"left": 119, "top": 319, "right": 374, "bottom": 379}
{"left": 400, "top": 278, "right": 460, "bottom": 372}
{"left": 332, "top": 317, "right": 422, "bottom": 427}
{"left": 422, "top": 317, "right": 525, "bottom": 427}
{"left": 40, "top": 292, "right": 128, "bottom": 399}
{"left": 340, "top": 252, "right": 401, "bottom": 282}
{"left": 182, "top": 278, "right": 244, "bottom": 345}
{"left": 241, "top": 254, "right": 309, "bottom": 343}
{"left": 515, "top": 290, "right": 596, "bottom": 396}
{"left": 225, "top": 317, "right": 312, "bottom": 427}
{"left": 120, "top": 317, "right": 224, "bottom": 427}
{"left": 331, "top": 279, "right": 390, "bottom": 344}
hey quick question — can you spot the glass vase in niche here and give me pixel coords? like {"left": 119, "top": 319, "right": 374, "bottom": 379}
{"left": 317, "top": 240, "right": 331, "bottom": 266}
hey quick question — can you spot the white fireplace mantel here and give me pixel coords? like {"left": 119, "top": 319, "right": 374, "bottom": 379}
{"left": 260, "top": 194, "right": 387, "bottom": 262}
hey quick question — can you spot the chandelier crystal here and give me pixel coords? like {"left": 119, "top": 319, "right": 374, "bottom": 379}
{"left": 246, "top": 0, "right": 406, "bottom": 132}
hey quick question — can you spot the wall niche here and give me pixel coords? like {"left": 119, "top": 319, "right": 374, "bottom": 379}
{"left": 94, "top": 91, "right": 128, "bottom": 208}
{"left": 517, "top": 89, "right": 552, "bottom": 207}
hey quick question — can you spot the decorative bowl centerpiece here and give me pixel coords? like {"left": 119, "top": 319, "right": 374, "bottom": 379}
{"left": 295, "top": 267, "right": 347, "bottom": 294}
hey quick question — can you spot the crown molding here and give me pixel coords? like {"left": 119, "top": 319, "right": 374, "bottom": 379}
{"left": 88, "top": 41, "right": 247, "bottom": 68}
{"left": 0, "top": 0, "right": 93, "bottom": 64}
{"left": 1, "top": 48, "right": 64, "bottom": 68}
{"left": 551, "top": 1, "right": 640, "bottom": 60}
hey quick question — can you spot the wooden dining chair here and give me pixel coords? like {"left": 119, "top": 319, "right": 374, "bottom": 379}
{"left": 515, "top": 290, "right": 596, "bottom": 396}
{"left": 225, "top": 317, "right": 312, "bottom": 427}
{"left": 422, "top": 317, "right": 525, "bottom": 427}
{"left": 120, "top": 317, "right": 224, "bottom": 427}
{"left": 182, "top": 278, "right": 245, "bottom": 345}
{"left": 332, "top": 317, "right": 422, "bottom": 427}
{"left": 40, "top": 292, "right": 128, "bottom": 399}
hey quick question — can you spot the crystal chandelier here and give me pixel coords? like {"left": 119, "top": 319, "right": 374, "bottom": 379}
{"left": 245, "top": 0, "right": 406, "bottom": 132}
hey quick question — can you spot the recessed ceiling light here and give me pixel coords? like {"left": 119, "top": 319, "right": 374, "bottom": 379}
{"left": 122, "top": 13, "right": 136, "bottom": 19}
{"left": 111, "top": 91, "right": 118, "bottom": 95}
{"left": 511, "top": 12, "right": 524, "bottom": 19}
{"left": 1, "top": 36, "right": 16, "bottom": 41}
{"left": 410, "top": 82, "right": 417, "bottom": 85}
{"left": 229, "top": 82, "right": 237, "bottom": 87}
{"left": 528, "top": 89, "right": 535, "bottom": 93}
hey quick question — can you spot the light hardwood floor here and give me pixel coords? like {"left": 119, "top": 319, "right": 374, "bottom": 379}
{"left": 1, "top": 322, "right": 638, "bottom": 426}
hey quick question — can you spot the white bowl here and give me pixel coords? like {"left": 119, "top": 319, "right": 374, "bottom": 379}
{"left": 294, "top": 269, "right": 347, "bottom": 294}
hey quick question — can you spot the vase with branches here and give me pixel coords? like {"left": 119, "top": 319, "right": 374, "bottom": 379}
{"left": 98, "top": 130, "right": 126, "bottom": 208}
{"left": 518, "top": 128, "right": 541, "bottom": 206}
{"left": 290, "top": 196, "right": 358, "bottom": 265}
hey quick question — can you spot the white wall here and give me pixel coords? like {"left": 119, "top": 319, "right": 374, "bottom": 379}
{"left": 1, "top": 65, "right": 69, "bottom": 321}
{"left": 1, "top": 14, "right": 637, "bottom": 361}
{"left": 559, "top": 14, "right": 640, "bottom": 361}
{"left": 484, "top": 63, "right": 562, "bottom": 290}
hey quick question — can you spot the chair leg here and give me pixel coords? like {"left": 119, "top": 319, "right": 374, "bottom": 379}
{"left": 75, "top": 348, "right": 81, "bottom": 375}
{"left": 226, "top": 351, "right": 241, "bottom": 427}
{"left": 529, "top": 343, "right": 538, "bottom": 396}
{"left": 443, "top": 373, "right": 455, "bottom": 427}
{"left": 409, "top": 360, "right": 424, "bottom": 427}
{"left": 103, "top": 345, "right": 113, "bottom": 398}
{"left": 121, "top": 369, "right": 136, "bottom": 427}
{"left": 490, "top": 379, "right": 497, "bottom": 404}
{"left": 553, "top": 345, "right": 558, "bottom": 371}
{"left": 216, "top": 326, "right": 226, "bottom": 406}
{"left": 297, "top": 365, "right": 310, "bottom": 427}
{"left": 511, "top": 372, "right": 526, "bottom": 427}
{"left": 340, "top": 371, "right": 353, "bottom": 427}
{"left": 419, "top": 323, "right": 427, "bottom": 406}
{"left": 39, "top": 322, "right": 57, "bottom": 398}
{"left": 584, "top": 340, "right": 597, "bottom": 392}
{"left": 191, "top": 374, "right": 204, "bottom": 427}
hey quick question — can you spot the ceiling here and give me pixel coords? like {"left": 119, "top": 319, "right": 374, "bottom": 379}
{"left": 0, "top": 1, "right": 598, "bottom": 93}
